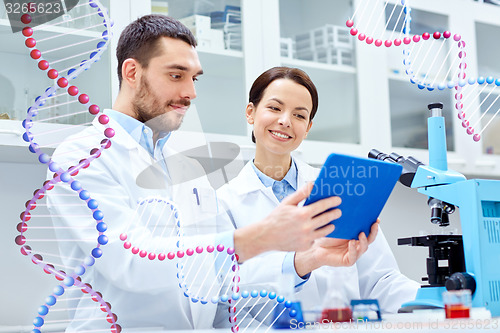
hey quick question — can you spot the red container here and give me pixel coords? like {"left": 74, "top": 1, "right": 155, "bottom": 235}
{"left": 321, "top": 307, "right": 352, "bottom": 322}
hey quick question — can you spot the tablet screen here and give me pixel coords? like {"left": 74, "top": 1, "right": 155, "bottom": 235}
{"left": 304, "top": 153, "right": 402, "bottom": 240}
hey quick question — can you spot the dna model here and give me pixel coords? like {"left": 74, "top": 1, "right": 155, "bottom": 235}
{"left": 13, "top": 1, "right": 296, "bottom": 332}
{"left": 14, "top": 1, "right": 122, "bottom": 331}
{"left": 347, "top": 0, "right": 500, "bottom": 142}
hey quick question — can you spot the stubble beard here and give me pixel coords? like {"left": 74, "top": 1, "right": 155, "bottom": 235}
{"left": 132, "top": 76, "right": 190, "bottom": 133}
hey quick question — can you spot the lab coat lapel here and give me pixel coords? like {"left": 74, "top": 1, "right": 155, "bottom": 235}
{"left": 236, "top": 162, "right": 279, "bottom": 205}
{"left": 161, "top": 146, "right": 219, "bottom": 329}
{"left": 295, "top": 158, "right": 319, "bottom": 189}
{"left": 93, "top": 116, "right": 162, "bottom": 185}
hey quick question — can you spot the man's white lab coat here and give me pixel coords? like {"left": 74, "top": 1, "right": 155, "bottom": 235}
{"left": 47, "top": 113, "right": 232, "bottom": 330}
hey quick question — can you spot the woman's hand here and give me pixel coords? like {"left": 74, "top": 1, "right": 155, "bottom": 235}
{"left": 293, "top": 219, "right": 379, "bottom": 277}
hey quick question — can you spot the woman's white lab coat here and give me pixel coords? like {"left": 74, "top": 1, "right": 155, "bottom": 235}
{"left": 217, "top": 158, "right": 420, "bottom": 314}
{"left": 47, "top": 113, "right": 233, "bottom": 330}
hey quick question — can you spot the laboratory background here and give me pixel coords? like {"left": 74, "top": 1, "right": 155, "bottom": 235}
{"left": 1, "top": 0, "right": 500, "bottom": 330}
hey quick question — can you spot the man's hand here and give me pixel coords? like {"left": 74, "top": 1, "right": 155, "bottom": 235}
{"left": 293, "top": 220, "right": 380, "bottom": 277}
{"left": 234, "top": 183, "right": 342, "bottom": 262}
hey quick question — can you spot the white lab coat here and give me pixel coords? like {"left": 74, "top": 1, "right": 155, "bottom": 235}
{"left": 217, "top": 158, "right": 420, "bottom": 315}
{"left": 47, "top": 114, "right": 234, "bottom": 330}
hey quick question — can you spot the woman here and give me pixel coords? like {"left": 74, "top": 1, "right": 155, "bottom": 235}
{"left": 217, "top": 67, "right": 420, "bottom": 314}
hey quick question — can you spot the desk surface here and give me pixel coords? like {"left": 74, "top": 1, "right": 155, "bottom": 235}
{"left": 2, "top": 312, "right": 499, "bottom": 333}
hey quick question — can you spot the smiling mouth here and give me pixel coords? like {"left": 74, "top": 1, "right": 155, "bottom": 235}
{"left": 171, "top": 105, "right": 189, "bottom": 115}
{"left": 269, "top": 130, "right": 292, "bottom": 139}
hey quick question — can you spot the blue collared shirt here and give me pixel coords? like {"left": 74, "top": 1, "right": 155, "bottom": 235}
{"left": 251, "top": 159, "right": 298, "bottom": 203}
{"left": 105, "top": 109, "right": 171, "bottom": 158}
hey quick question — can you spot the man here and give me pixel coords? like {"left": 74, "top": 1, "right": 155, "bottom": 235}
{"left": 47, "top": 15, "right": 374, "bottom": 330}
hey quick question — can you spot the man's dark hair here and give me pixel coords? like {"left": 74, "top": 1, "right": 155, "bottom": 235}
{"left": 116, "top": 14, "right": 197, "bottom": 88}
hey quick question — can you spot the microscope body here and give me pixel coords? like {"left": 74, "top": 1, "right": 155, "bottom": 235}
{"left": 372, "top": 104, "right": 500, "bottom": 316}
{"left": 412, "top": 170, "right": 500, "bottom": 316}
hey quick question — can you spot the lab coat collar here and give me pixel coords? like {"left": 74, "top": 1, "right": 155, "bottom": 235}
{"left": 230, "top": 157, "right": 316, "bottom": 197}
{"left": 232, "top": 161, "right": 270, "bottom": 196}
{"left": 93, "top": 110, "right": 141, "bottom": 152}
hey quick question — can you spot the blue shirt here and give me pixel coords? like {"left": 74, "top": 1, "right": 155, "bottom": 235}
{"left": 251, "top": 159, "right": 298, "bottom": 202}
{"left": 105, "top": 109, "right": 171, "bottom": 158}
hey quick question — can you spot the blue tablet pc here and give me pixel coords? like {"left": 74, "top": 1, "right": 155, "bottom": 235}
{"left": 304, "top": 153, "right": 402, "bottom": 240}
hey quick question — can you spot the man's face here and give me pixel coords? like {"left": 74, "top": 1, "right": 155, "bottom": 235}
{"left": 132, "top": 37, "right": 203, "bottom": 133}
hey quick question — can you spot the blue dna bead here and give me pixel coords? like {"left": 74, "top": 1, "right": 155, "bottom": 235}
{"left": 45, "top": 295, "right": 56, "bottom": 306}
{"left": 91, "top": 247, "right": 102, "bottom": 258}
{"left": 38, "top": 305, "right": 49, "bottom": 316}
{"left": 87, "top": 199, "right": 98, "bottom": 209}
{"left": 29, "top": 143, "right": 39, "bottom": 153}
{"left": 22, "top": 132, "right": 33, "bottom": 143}
{"left": 71, "top": 181, "right": 82, "bottom": 191}
{"left": 63, "top": 276, "right": 74, "bottom": 287}
{"left": 84, "top": 256, "right": 95, "bottom": 266}
{"left": 75, "top": 265, "right": 86, "bottom": 276}
{"left": 60, "top": 172, "right": 71, "bottom": 183}
{"left": 38, "top": 153, "right": 50, "bottom": 164}
{"left": 33, "top": 317, "right": 44, "bottom": 328}
{"left": 96, "top": 222, "right": 107, "bottom": 232}
{"left": 93, "top": 210, "right": 104, "bottom": 221}
{"left": 53, "top": 285, "right": 64, "bottom": 296}
{"left": 98, "top": 235, "right": 108, "bottom": 245}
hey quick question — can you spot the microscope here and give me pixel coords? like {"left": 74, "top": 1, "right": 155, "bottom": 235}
{"left": 369, "top": 103, "right": 500, "bottom": 317}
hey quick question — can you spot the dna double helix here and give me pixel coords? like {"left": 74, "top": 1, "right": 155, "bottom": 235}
{"left": 14, "top": 2, "right": 295, "bottom": 331}
{"left": 14, "top": 0, "right": 119, "bottom": 331}
{"left": 347, "top": 0, "right": 500, "bottom": 142}
{"left": 117, "top": 196, "right": 299, "bottom": 332}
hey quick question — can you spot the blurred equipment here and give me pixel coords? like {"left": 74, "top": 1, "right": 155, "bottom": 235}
{"left": 350, "top": 299, "right": 382, "bottom": 322}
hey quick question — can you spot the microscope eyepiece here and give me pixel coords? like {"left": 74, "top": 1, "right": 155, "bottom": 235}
{"left": 368, "top": 148, "right": 425, "bottom": 187}
{"left": 428, "top": 102, "right": 444, "bottom": 110}
{"left": 368, "top": 149, "right": 385, "bottom": 160}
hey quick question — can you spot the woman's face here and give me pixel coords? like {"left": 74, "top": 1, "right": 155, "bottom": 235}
{"left": 247, "top": 78, "right": 313, "bottom": 156}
